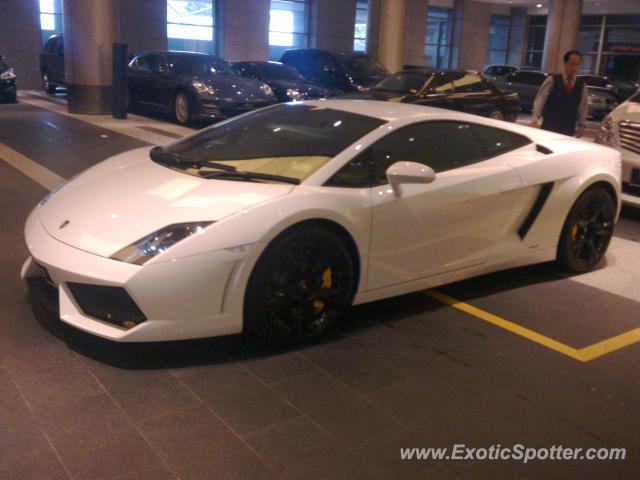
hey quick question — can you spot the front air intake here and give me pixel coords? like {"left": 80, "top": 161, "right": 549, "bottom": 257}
{"left": 67, "top": 283, "right": 146, "bottom": 329}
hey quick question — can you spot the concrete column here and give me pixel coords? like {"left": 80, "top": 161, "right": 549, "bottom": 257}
{"left": 507, "top": 7, "right": 527, "bottom": 66}
{"left": 451, "top": 0, "right": 491, "bottom": 70}
{"left": 377, "top": 0, "right": 407, "bottom": 72}
{"left": 366, "top": 0, "right": 382, "bottom": 58}
{"left": 542, "top": 0, "right": 583, "bottom": 73}
{"left": 0, "top": 0, "right": 42, "bottom": 89}
{"left": 404, "top": 0, "right": 429, "bottom": 68}
{"left": 222, "top": 0, "right": 269, "bottom": 61}
{"left": 314, "top": 0, "right": 357, "bottom": 52}
{"left": 118, "top": 0, "right": 167, "bottom": 55}
{"left": 63, "top": 0, "right": 118, "bottom": 114}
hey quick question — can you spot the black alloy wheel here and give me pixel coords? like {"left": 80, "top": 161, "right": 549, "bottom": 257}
{"left": 244, "top": 225, "right": 355, "bottom": 345}
{"left": 174, "top": 91, "right": 191, "bottom": 125}
{"left": 557, "top": 187, "right": 615, "bottom": 273}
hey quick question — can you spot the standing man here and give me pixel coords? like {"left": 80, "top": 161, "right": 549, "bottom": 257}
{"left": 530, "top": 50, "right": 588, "bottom": 138}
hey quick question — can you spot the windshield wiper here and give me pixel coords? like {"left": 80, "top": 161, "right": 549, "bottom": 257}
{"left": 150, "top": 146, "right": 237, "bottom": 171}
{"left": 198, "top": 170, "right": 301, "bottom": 185}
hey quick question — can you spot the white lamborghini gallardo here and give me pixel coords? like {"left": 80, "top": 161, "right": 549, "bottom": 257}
{"left": 22, "top": 101, "right": 621, "bottom": 344}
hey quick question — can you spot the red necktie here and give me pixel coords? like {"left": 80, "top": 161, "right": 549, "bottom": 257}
{"left": 565, "top": 78, "right": 573, "bottom": 93}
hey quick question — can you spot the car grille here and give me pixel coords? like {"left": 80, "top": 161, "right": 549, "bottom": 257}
{"left": 619, "top": 121, "right": 640, "bottom": 155}
{"left": 67, "top": 282, "right": 146, "bottom": 329}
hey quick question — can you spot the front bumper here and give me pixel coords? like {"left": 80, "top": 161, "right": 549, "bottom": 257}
{"left": 22, "top": 208, "right": 247, "bottom": 341}
{"left": 620, "top": 148, "right": 640, "bottom": 207}
{"left": 195, "top": 96, "right": 276, "bottom": 120}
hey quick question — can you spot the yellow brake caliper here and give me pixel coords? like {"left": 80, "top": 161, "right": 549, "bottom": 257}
{"left": 571, "top": 224, "right": 579, "bottom": 238}
{"left": 312, "top": 268, "right": 332, "bottom": 314}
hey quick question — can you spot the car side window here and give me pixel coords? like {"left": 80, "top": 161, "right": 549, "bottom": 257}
{"left": 506, "top": 73, "right": 517, "bottom": 82}
{"left": 325, "top": 151, "right": 373, "bottom": 188}
{"left": 153, "top": 56, "right": 168, "bottom": 73}
{"left": 470, "top": 124, "right": 532, "bottom": 157}
{"left": 451, "top": 72, "right": 491, "bottom": 94}
{"left": 427, "top": 73, "right": 454, "bottom": 94}
{"left": 136, "top": 55, "right": 154, "bottom": 72}
{"left": 369, "top": 121, "right": 485, "bottom": 185}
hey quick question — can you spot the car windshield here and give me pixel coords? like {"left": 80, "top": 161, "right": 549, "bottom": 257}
{"left": 169, "top": 55, "right": 235, "bottom": 76}
{"left": 341, "top": 55, "right": 389, "bottom": 77}
{"left": 153, "top": 104, "right": 385, "bottom": 183}
{"left": 373, "top": 73, "right": 428, "bottom": 93}
{"left": 255, "top": 63, "right": 304, "bottom": 81}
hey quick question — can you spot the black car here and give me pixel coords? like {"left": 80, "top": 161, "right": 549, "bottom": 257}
{"left": 343, "top": 69, "right": 520, "bottom": 122}
{"left": 0, "top": 56, "right": 17, "bottom": 102}
{"left": 40, "top": 34, "right": 65, "bottom": 93}
{"left": 492, "top": 70, "right": 548, "bottom": 111}
{"left": 127, "top": 51, "right": 278, "bottom": 125}
{"left": 280, "top": 48, "right": 389, "bottom": 93}
{"left": 231, "top": 61, "right": 337, "bottom": 102}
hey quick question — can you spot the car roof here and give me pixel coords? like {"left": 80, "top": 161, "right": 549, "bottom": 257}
{"left": 134, "top": 50, "right": 220, "bottom": 59}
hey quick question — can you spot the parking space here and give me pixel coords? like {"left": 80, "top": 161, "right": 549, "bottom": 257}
{"left": 1, "top": 95, "right": 639, "bottom": 479}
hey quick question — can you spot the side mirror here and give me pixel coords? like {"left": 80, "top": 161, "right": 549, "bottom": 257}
{"left": 386, "top": 161, "right": 436, "bottom": 197}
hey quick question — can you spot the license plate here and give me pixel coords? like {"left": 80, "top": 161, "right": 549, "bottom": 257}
{"left": 632, "top": 169, "right": 640, "bottom": 186}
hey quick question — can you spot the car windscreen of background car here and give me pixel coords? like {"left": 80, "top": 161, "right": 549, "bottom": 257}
{"left": 256, "top": 63, "right": 304, "bottom": 81}
{"left": 169, "top": 55, "right": 235, "bottom": 76}
{"left": 163, "top": 104, "right": 385, "bottom": 182}
{"left": 373, "top": 73, "right": 427, "bottom": 93}
{"left": 343, "top": 56, "right": 388, "bottom": 76}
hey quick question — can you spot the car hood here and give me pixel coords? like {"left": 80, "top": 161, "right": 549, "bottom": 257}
{"left": 268, "top": 79, "right": 333, "bottom": 97}
{"left": 192, "top": 74, "right": 273, "bottom": 102}
{"left": 38, "top": 147, "right": 294, "bottom": 258}
{"left": 610, "top": 99, "right": 640, "bottom": 121}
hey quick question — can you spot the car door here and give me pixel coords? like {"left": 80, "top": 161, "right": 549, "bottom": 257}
{"left": 128, "top": 54, "right": 154, "bottom": 104}
{"left": 450, "top": 71, "right": 495, "bottom": 117}
{"left": 366, "top": 121, "right": 524, "bottom": 290}
{"left": 150, "top": 54, "right": 172, "bottom": 108}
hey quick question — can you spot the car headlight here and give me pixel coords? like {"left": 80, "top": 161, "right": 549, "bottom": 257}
{"left": 110, "top": 222, "right": 213, "bottom": 265}
{"left": 260, "top": 83, "right": 274, "bottom": 97}
{"left": 192, "top": 81, "right": 216, "bottom": 95}
{"left": 0, "top": 68, "right": 15, "bottom": 80}
{"left": 596, "top": 115, "right": 619, "bottom": 147}
{"left": 355, "top": 84, "right": 369, "bottom": 92}
{"left": 286, "top": 88, "right": 303, "bottom": 101}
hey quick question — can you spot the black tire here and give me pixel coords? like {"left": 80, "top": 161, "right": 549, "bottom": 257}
{"left": 556, "top": 187, "right": 615, "bottom": 273}
{"left": 243, "top": 225, "right": 355, "bottom": 345}
{"left": 489, "top": 108, "right": 504, "bottom": 121}
{"left": 174, "top": 91, "right": 191, "bottom": 125}
{"left": 42, "top": 72, "right": 55, "bottom": 94}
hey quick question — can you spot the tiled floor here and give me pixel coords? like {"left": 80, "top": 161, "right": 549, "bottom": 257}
{"left": 1, "top": 92, "right": 639, "bottom": 479}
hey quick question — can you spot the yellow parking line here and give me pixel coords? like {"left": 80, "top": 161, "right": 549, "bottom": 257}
{"left": 424, "top": 290, "right": 640, "bottom": 362}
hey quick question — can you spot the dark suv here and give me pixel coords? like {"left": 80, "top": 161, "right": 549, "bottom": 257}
{"left": 40, "top": 34, "right": 65, "bottom": 93}
{"left": 280, "top": 49, "right": 389, "bottom": 93}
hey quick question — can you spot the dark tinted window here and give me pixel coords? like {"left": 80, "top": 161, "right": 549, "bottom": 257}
{"left": 369, "top": 121, "right": 485, "bottom": 183}
{"left": 135, "top": 55, "right": 155, "bottom": 72}
{"left": 232, "top": 63, "right": 254, "bottom": 77}
{"left": 470, "top": 124, "right": 531, "bottom": 157}
{"left": 426, "top": 72, "right": 454, "bottom": 94}
{"left": 342, "top": 55, "right": 388, "bottom": 76}
{"left": 373, "top": 72, "right": 428, "bottom": 94}
{"left": 316, "top": 52, "right": 339, "bottom": 72}
{"left": 325, "top": 152, "right": 373, "bottom": 188}
{"left": 451, "top": 72, "right": 491, "bottom": 93}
